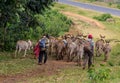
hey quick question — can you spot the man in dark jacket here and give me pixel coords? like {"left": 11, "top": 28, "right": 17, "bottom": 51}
{"left": 87, "top": 34, "right": 94, "bottom": 54}
{"left": 38, "top": 35, "right": 48, "bottom": 65}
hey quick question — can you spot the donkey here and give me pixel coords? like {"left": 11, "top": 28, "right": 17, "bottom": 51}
{"left": 15, "top": 40, "right": 33, "bottom": 57}
{"left": 48, "top": 37, "right": 57, "bottom": 56}
{"left": 95, "top": 34, "right": 105, "bottom": 57}
{"left": 66, "top": 37, "right": 77, "bottom": 62}
{"left": 55, "top": 39, "right": 66, "bottom": 60}
{"left": 74, "top": 38, "right": 84, "bottom": 66}
{"left": 103, "top": 40, "right": 111, "bottom": 62}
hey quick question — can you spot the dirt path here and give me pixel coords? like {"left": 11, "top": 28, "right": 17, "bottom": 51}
{"left": 62, "top": 11, "right": 105, "bottom": 29}
{"left": 0, "top": 60, "right": 76, "bottom": 83}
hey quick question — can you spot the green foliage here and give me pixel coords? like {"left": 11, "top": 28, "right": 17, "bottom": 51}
{"left": 88, "top": 68, "right": 111, "bottom": 83}
{"left": 0, "top": 0, "right": 72, "bottom": 51}
{"left": 93, "top": 13, "right": 112, "bottom": 21}
{"left": 35, "top": 10, "right": 72, "bottom": 37}
{"left": 117, "top": 4, "right": 120, "bottom": 9}
{"left": 108, "top": 2, "right": 112, "bottom": 6}
{"left": 0, "top": 0, "right": 54, "bottom": 51}
{"left": 111, "top": 44, "right": 120, "bottom": 56}
{"left": 108, "top": 61, "right": 114, "bottom": 66}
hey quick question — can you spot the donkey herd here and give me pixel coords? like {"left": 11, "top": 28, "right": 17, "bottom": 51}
{"left": 15, "top": 34, "right": 111, "bottom": 69}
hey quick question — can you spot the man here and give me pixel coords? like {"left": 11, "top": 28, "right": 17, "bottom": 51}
{"left": 87, "top": 34, "right": 94, "bottom": 54}
{"left": 38, "top": 35, "right": 48, "bottom": 65}
{"left": 83, "top": 34, "right": 94, "bottom": 69}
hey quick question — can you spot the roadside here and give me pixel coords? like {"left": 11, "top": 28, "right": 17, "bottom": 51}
{"left": 73, "top": 0, "right": 120, "bottom": 9}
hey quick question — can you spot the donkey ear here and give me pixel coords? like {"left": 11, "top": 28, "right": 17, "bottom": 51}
{"left": 100, "top": 34, "right": 105, "bottom": 38}
{"left": 100, "top": 34, "right": 102, "bottom": 38}
{"left": 105, "top": 39, "right": 110, "bottom": 43}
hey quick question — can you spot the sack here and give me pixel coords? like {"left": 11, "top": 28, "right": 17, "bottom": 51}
{"left": 39, "top": 42, "right": 44, "bottom": 48}
{"left": 41, "top": 47, "right": 46, "bottom": 51}
{"left": 33, "top": 43, "right": 40, "bottom": 58}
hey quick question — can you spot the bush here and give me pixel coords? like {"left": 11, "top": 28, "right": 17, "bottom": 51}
{"left": 93, "top": 13, "right": 112, "bottom": 21}
{"left": 88, "top": 68, "right": 111, "bottom": 83}
{"left": 117, "top": 4, "right": 120, "bottom": 9}
{"left": 36, "top": 9, "right": 72, "bottom": 37}
{"left": 108, "top": 2, "right": 112, "bottom": 6}
{"left": 0, "top": 9, "right": 72, "bottom": 51}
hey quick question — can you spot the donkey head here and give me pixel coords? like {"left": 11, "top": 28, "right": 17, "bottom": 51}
{"left": 105, "top": 40, "right": 110, "bottom": 44}
{"left": 100, "top": 34, "right": 105, "bottom": 40}
{"left": 27, "top": 39, "right": 33, "bottom": 50}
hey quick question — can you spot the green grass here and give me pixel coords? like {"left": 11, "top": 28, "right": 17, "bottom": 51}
{"left": 0, "top": 52, "right": 37, "bottom": 75}
{"left": 19, "top": 67, "right": 88, "bottom": 83}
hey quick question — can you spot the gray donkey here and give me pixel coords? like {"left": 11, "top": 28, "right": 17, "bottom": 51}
{"left": 95, "top": 34, "right": 105, "bottom": 57}
{"left": 103, "top": 40, "right": 111, "bottom": 62}
{"left": 15, "top": 40, "right": 33, "bottom": 57}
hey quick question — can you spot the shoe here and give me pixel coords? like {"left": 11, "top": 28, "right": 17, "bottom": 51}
{"left": 38, "top": 63, "right": 42, "bottom": 65}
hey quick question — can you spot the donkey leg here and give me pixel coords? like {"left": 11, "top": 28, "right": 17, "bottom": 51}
{"left": 18, "top": 48, "right": 21, "bottom": 56}
{"left": 104, "top": 53, "right": 109, "bottom": 62}
{"left": 23, "top": 49, "right": 27, "bottom": 57}
{"left": 80, "top": 51, "right": 83, "bottom": 66}
{"left": 77, "top": 54, "right": 80, "bottom": 66}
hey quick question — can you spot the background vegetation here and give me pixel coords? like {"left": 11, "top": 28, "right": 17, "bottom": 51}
{"left": 0, "top": 0, "right": 72, "bottom": 51}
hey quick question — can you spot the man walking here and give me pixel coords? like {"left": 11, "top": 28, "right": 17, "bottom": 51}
{"left": 38, "top": 35, "right": 48, "bottom": 65}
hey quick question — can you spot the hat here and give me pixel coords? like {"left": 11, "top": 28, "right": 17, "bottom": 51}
{"left": 88, "top": 34, "right": 93, "bottom": 39}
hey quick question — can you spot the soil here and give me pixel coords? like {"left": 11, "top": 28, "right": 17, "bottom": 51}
{"left": 0, "top": 60, "right": 76, "bottom": 83}
{"left": 61, "top": 11, "right": 105, "bottom": 29}
{"left": 0, "top": 12, "right": 105, "bottom": 83}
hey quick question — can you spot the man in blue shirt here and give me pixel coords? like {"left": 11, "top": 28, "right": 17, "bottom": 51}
{"left": 38, "top": 35, "right": 48, "bottom": 65}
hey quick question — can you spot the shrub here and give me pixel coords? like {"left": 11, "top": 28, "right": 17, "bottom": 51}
{"left": 108, "top": 61, "right": 114, "bottom": 66}
{"left": 88, "top": 68, "right": 111, "bottom": 83}
{"left": 93, "top": 13, "right": 112, "bottom": 21}
{"left": 0, "top": 9, "right": 72, "bottom": 51}
{"left": 117, "top": 4, "right": 120, "bottom": 9}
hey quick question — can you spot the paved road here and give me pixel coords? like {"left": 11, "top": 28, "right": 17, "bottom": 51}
{"left": 58, "top": 0, "right": 120, "bottom": 16}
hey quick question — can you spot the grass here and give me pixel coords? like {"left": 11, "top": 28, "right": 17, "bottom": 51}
{"left": 19, "top": 67, "right": 88, "bottom": 83}
{"left": 0, "top": 52, "right": 37, "bottom": 75}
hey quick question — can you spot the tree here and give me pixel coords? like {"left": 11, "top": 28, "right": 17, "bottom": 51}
{"left": 0, "top": 0, "right": 54, "bottom": 51}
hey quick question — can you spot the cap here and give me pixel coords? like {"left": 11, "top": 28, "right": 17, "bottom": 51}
{"left": 88, "top": 34, "right": 93, "bottom": 39}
